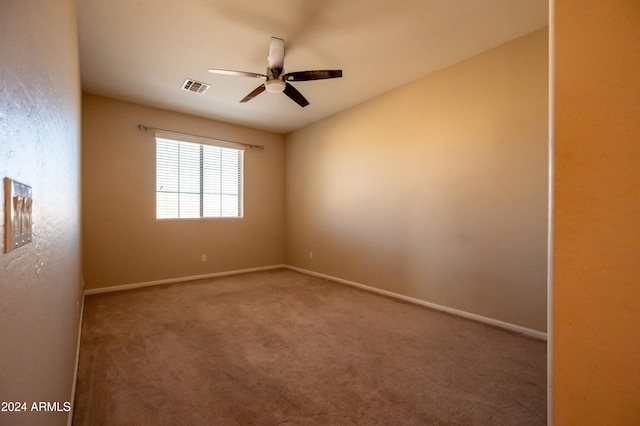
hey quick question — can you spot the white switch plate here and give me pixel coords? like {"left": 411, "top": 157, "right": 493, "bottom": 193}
{"left": 4, "top": 178, "right": 33, "bottom": 253}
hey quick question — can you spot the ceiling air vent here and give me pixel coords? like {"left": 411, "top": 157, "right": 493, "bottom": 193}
{"left": 181, "top": 79, "right": 210, "bottom": 94}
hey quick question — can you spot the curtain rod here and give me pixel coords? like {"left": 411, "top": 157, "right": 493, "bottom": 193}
{"left": 137, "top": 124, "right": 264, "bottom": 150}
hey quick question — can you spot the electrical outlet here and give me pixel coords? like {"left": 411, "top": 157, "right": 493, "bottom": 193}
{"left": 201, "top": 254, "right": 207, "bottom": 262}
{"left": 309, "top": 251, "right": 313, "bottom": 260}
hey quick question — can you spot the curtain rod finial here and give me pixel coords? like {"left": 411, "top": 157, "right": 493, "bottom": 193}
{"left": 138, "top": 124, "right": 148, "bottom": 131}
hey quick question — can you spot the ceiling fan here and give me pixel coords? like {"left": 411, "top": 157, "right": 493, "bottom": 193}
{"left": 209, "top": 37, "right": 342, "bottom": 107}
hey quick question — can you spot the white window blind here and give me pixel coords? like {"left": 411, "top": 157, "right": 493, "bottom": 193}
{"left": 155, "top": 134, "right": 244, "bottom": 219}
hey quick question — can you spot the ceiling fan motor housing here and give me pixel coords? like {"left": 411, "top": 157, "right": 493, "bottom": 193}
{"left": 265, "top": 78, "right": 286, "bottom": 93}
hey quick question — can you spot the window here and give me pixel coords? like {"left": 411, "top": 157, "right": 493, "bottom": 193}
{"left": 155, "top": 133, "right": 243, "bottom": 219}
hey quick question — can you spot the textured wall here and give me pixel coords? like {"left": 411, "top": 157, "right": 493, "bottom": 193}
{"left": 285, "top": 29, "right": 549, "bottom": 332}
{"left": 0, "top": 1, "right": 83, "bottom": 425}
{"left": 81, "top": 95, "right": 285, "bottom": 289}
{"left": 552, "top": 0, "right": 640, "bottom": 422}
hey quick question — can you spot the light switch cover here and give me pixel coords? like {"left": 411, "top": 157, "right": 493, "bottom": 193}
{"left": 4, "top": 177, "right": 33, "bottom": 253}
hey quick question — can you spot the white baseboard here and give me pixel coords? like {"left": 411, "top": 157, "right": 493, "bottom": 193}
{"left": 67, "top": 290, "right": 85, "bottom": 426}
{"left": 83, "top": 265, "right": 287, "bottom": 295}
{"left": 81, "top": 263, "right": 546, "bottom": 341}
{"left": 285, "top": 265, "right": 547, "bottom": 341}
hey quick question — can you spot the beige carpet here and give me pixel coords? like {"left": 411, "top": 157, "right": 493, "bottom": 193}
{"left": 73, "top": 268, "right": 546, "bottom": 425}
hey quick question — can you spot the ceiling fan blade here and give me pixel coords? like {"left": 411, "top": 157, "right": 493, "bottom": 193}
{"left": 240, "top": 84, "right": 266, "bottom": 103}
{"left": 285, "top": 70, "right": 343, "bottom": 81}
{"left": 268, "top": 37, "right": 285, "bottom": 71}
{"left": 283, "top": 83, "right": 309, "bottom": 107}
{"left": 209, "top": 69, "right": 266, "bottom": 79}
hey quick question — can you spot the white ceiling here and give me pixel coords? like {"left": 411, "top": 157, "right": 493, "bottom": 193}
{"left": 76, "top": 0, "right": 548, "bottom": 134}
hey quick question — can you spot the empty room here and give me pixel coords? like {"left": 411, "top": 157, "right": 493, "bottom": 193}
{"left": 1, "top": 1, "right": 639, "bottom": 425}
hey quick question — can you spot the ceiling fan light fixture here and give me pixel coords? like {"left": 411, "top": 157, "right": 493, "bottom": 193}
{"left": 265, "top": 79, "right": 286, "bottom": 93}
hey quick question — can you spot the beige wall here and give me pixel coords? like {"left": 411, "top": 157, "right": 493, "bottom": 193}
{"left": 285, "top": 29, "right": 549, "bottom": 332}
{"left": 0, "top": 0, "right": 83, "bottom": 425}
{"left": 81, "top": 95, "right": 285, "bottom": 289}
{"left": 552, "top": 0, "right": 640, "bottom": 423}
